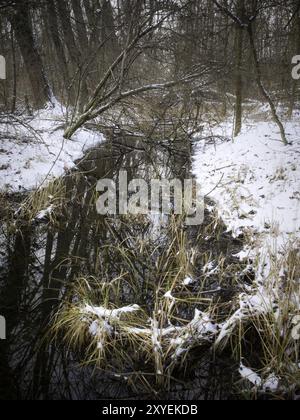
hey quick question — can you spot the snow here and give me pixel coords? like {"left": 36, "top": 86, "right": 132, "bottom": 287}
{"left": 190, "top": 309, "right": 218, "bottom": 336}
{"left": 82, "top": 304, "right": 141, "bottom": 352}
{"left": 182, "top": 276, "right": 194, "bottom": 286}
{"left": 239, "top": 364, "right": 262, "bottom": 387}
{"left": 89, "top": 319, "right": 113, "bottom": 337}
{"left": 164, "top": 291, "right": 174, "bottom": 300}
{"left": 215, "top": 287, "right": 276, "bottom": 348}
{"left": 82, "top": 304, "right": 141, "bottom": 321}
{"left": 151, "top": 318, "right": 162, "bottom": 354}
{"left": 36, "top": 205, "right": 54, "bottom": 220}
{"left": 105, "top": 309, "right": 218, "bottom": 360}
{"left": 239, "top": 364, "right": 280, "bottom": 391}
{"left": 263, "top": 374, "right": 280, "bottom": 392}
{"left": 202, "top": 260, "right": 219, "bottom": 277}
{"left": 170, "top": 309, "right": 219, "bottom": 360}
{"left": 0, "top": 100, "right": 104, "bottom": 192}
{"left": 193, "top": 119, "right": 300, "bottom": 253}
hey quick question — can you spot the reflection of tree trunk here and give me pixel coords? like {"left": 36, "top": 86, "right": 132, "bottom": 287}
{"left": 32, "top": 178, "right": 85, "bottom": 398}
{"left": 248, "top": 23, "right": 288, "bottom": 145}
{"left": 69, "top": 189, "right": 93, "bottom": 281}
{"left": 32, "top": 230, "right": 54, "bottom": 399}
{"left": 7, "top": 226, "right": 32, "bottom": 330}
{"left": 0, "top": 225, "right": 32, "bottom": 400}
{"left": 0, "top": 341, "right": 18, "bottom": 400}
{"left": 41, "top": 231, "right": 54, "bottom": 320}
{"left": 10, "top": 6, "right": 51, "bottom": 108}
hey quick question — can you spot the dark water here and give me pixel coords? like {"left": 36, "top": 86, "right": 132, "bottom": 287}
{"left": 0, "top": 131, "right": 245, "bottom": 400}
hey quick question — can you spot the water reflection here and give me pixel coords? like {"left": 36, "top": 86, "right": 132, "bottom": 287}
{"left": 0, "top": 132, "right": 243, "bottom": 400}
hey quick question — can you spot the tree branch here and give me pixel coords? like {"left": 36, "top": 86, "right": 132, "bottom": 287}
{"left": 63, "top": 72, "right": 204, "bottom": 139}
{"left": 212, "top": 0, "right": 245, "bottom": 27}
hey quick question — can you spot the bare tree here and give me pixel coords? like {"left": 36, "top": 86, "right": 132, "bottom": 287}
{"left": 9, "top": 2, "right": 51, "bottom": 108}
{"left": 71, "top": 0, "right": 89, "bottom": 55}
{"left": 63, "top": 4, "right": 203, "bottom": 139}
{"left": 43, "top": 0, "right": 71, "bottom": 100}
{"left": 213, "top": 0, "right": 289, "bottom": 145}
{"left": 55, "top": 0, "right": 89, "bottom": 112}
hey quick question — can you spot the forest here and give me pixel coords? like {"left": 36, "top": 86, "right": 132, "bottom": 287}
{"left": 0, "top": 0, "right": 300, "bottom": 401}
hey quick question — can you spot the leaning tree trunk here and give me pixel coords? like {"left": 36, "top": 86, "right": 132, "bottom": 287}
{"left": 248, "top": 23, "right": 288, "bottom": 145}
{"left": 9, "top": 5, "right": 51, "bottom": 109}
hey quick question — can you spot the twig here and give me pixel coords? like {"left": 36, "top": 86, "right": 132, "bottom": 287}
{"left": 204, "top": 174, "right": 225, "bottom": 197}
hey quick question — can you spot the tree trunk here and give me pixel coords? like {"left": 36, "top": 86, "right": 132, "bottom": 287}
{"left": 82, "top": 0, "right": 100, "bottom": 49}
{"left": 234, "top": 24, "right": 243, "bottom": 137}
{"left": 55, "top": 0, "right": 89, "bottom": 111}
{"left": 248, "top": 23, "right": 288, "bottom": 145}
{"left": 44, "top": 0, "right": 71, "bottom": 100}
{"left": 71, "top": 0, "right": 89, "bottom": 55}
{"left": 234, "top": 0, "right": 245, "bottom": 137}
{"left": 99, "top": 0, "right": 119, "bottom": 69}
{"left": 10, "top": 26, "right": 17, "bottom": 113}
{"left": 9, "top": 5, "right": 51, "bottom": 108}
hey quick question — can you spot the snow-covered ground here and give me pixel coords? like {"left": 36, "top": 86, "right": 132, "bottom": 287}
{"left": 193, "top": 118, "right": 300, "bottom": 256}
{"left": 0, "top": 101, "right": 104, "bottom": 192}
{"left": 193, "top": 115, "right": 300, "bottom": 391}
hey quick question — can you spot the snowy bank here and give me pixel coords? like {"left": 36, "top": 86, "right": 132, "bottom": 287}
{"left": 193, "top": 119, "right": 300, "bottom": 254}
{"left": 0, "top": 101, "right": 104, "bottom": 192}
{"left": 193, "top": 116, "right": 300, "bottom": 393}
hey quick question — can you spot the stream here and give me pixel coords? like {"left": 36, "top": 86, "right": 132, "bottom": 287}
{"left": 0, "top": 130, "right": 248, "bottom": 400}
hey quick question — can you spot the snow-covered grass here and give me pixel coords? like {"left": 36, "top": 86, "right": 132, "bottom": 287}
{"left": 0, "top": 101, "right": 104, "bottom": 192}
{"left": 52, "top": 214, "right": 221, "bottom": 390}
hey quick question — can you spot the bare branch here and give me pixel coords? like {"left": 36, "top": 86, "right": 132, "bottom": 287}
{"left": 64, "top": 71, "right": 205, "bottom": 139}
{"left": 212, "top": 0, "right": 246, "bottom": 27}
